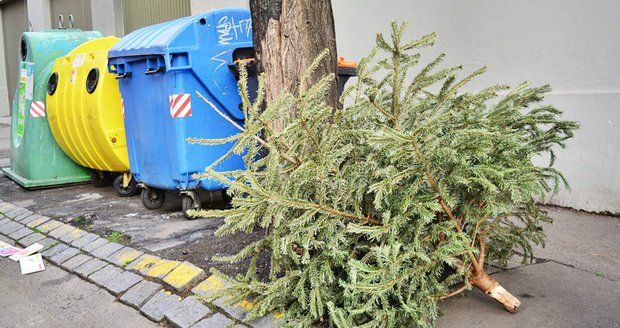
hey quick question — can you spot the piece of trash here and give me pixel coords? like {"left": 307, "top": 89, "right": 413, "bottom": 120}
{"left": 20, "top": 253, "right": 45, "bottom": 274}
{"left": 0, "top": 241, "right": 21, "bottom": 257}
{"left": 10, "top": 243, "right": 43, "bottom": 261}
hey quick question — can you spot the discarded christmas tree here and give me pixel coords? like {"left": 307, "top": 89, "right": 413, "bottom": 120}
{"left": 191, "top": 22, "right": 578, "bottom": 327}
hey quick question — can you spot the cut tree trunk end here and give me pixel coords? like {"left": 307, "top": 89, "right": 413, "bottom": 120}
{"left": 471, "top": 269, "right": 521, "bottom": 313}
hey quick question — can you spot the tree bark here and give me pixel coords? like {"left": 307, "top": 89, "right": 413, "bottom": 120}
{"left": 249, "top": 0, "right": 339, "bottom": 112}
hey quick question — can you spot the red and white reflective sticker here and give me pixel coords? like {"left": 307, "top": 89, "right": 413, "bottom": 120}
{"left": 30, "top": 101, "right": 46, "bottom": 118}
{"left": 169, "top": 93, "right": 192, "bottom": 118}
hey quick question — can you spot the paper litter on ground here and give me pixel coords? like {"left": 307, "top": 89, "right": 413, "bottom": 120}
{"left": 20, "top": 253, "right": 45, "bottom": 274}
{"left": 0, "top": 241, "right": 21, "bottom": 257}
{"left": 10, "top": 243, "right": 43, "bottom": 261}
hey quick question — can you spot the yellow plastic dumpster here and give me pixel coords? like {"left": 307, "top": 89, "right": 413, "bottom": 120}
{"left": 46, "top": 36, "right": 136, "bottom": 196}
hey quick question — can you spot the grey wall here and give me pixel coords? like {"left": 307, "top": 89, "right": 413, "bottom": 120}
{"left": 0, "top": 7, "right": 8, "bottom": 117}
{"left": 27, "top": 0, "right": 52, "bottom": 30}
{"left": 91, "top": 0, "right": 124, "bottom": 37}
{"left": 190, "top": 0, "right": 246, "bottom": 14}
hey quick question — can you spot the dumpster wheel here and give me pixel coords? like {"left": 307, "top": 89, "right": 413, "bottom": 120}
{"left": 114, "top": 173, "right": 138, "bottom": 197}
{"left": 92, "top": 171, "right": 112, "bottom": 187}
{"left": 181, "top": 192, "right": 201, "bottom": 220}
{"left": 141, "top": 188, "right": 165, "bottom": 210}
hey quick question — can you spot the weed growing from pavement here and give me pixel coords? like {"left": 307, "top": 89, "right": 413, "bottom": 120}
{"left": 73, "top": 216, "right": 85, "bottom": 225}
{"left": 106, "top": 231, "right": 124, "bottom": 243}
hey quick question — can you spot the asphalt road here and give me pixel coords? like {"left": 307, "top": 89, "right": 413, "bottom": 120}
{"left": 0, "top": 256, "right": 156, "bottom": 328}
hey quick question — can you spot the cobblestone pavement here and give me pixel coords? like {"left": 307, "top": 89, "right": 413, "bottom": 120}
{"left": 0, "top": 201, "right": 276, "bottom": 328}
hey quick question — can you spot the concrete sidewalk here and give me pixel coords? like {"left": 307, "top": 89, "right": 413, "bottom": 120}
{"left": 0, "top": 253, "right": 156, "bottom": 328}
{"left": 437, "top": 207, "right": 620, "bottom": 328}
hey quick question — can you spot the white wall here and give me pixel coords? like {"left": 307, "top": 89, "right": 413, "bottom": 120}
{"left": 331, "top": 0, "right": 620, "bottom": 214}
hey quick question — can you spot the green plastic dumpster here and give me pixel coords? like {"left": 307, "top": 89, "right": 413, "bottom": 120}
{"left": 1, "top": 30, "right": 102, "bottom": 188}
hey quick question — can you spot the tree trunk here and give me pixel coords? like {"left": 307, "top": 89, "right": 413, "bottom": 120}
{"left": 249, "top": 0, "right": 339, "bottom": 113}
{"left": 471, "top": 268, "right": 521, "bottom": 313}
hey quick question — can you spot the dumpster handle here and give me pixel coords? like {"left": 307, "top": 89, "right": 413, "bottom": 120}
{"left": 58, "top": 15, "right": 64, "bottom": 29}
{"left": 145, "top": 67, "right": 161, "bottom": 75}
{"left": 116, "top": 73, "right": 130, "bottom": 80}
{"left": 68, "top": 15, "right": 74, "bottom": 29}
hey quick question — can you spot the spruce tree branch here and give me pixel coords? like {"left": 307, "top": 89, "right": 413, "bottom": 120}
{"left": 196, "top": 91, "right": 299, "bottom": 165}
{"left": 300, "top": 116, "right": 319, "bottom": 147}
{"left": 262, "top": 192, "right": 381, "bottom": 226}
{"left": 409, "top": 137, "right": 482, "bottom": 272}
{"left": 470, "top": 220, "right": 481, "bottom": 248}
{"left": 392, "top": 48, "right": 400, "bottom": 127}
{"left": 371, "top": 99, "right": 396, "bottom": 121}
{"left": 439, "top": 285, "right": 468, "bottom": 300}
{"left": 478, "top": 235, "right": 487, "bottom": 267}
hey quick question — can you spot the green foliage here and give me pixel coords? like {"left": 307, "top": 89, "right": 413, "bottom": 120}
{"left": 106, "top": 231, "right": 124, "bottom": 243}
{"left": 73, "top": 216, "right": 85, "bottom": 225}
{"left": 191, "top": 22, "right": 578, "bottom": 327}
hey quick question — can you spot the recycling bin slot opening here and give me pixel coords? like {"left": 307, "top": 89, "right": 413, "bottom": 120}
{"left": 229, "top": 48, "right": 258, "bottom": 103}
{"left": 233, "top": 47, "right": 255, "bottom": 62}
{"left": 47, "top": 72, "right": 59, "bottom": 95}
{"left": 20, "top": 37, "right": 27, "bottom": 61}
{"left": 229, "top": 47, "right": 257, "bottom": 79}
{"left": 86, "top": 68, "right": 99, "bottom": 93}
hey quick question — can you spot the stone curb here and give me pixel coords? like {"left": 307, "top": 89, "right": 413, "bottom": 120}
{"left": 0, "top": 200, "right": 278, "bottom": 327}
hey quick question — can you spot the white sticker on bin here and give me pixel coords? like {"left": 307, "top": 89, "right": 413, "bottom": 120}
{"left": 72, "top": 53, "right": 86, "bottom": 68}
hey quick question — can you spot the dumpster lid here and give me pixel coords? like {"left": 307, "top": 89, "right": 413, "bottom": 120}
{"left": 108, "top": 8, "right": 251, "bottom": 58}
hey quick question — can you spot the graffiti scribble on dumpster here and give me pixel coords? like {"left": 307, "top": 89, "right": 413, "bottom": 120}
{"left": 210, "top": 50, "right": 232, "bottom": 94}
{"left": 216, "top": 16, "right": 252, "bottom": 45}
{"left": 210, "top": 50, "right": 230, "bottom": 72}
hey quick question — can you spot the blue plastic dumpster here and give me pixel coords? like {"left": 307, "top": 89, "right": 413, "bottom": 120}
{"left": 108, "top": 9, "right": 253, "bottom": 216}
